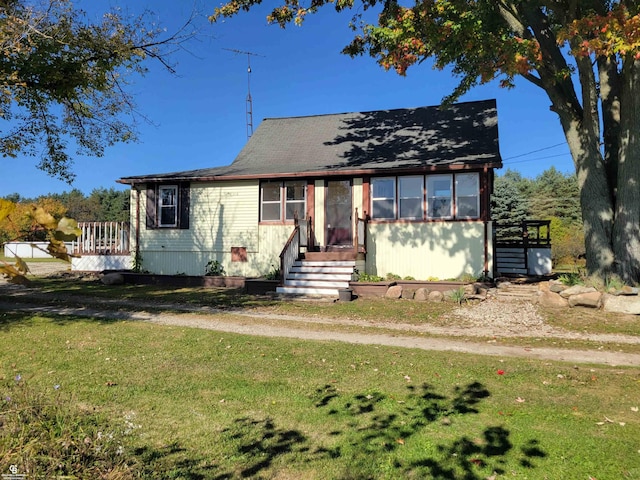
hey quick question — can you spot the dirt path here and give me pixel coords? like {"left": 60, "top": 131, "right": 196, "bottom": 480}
{"left": 2, "top": 289, "right": 640, "bottom": 367}
{"left": 1, "top": 260, "right": 639, "bottom": 367}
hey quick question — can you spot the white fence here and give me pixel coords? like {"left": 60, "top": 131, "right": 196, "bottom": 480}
{"left": 72, "top": 222, "right": 130, "bottom": 255}
{"left": 3, "top": 242, "right": 73, "bottom": 259}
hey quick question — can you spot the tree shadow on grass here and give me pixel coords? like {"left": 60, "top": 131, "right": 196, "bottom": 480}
{"left": 211, "top": 382, "right": 545, "bottom": 479}
{"left": 310, "top": 381, "right": 546, "bottom": 479}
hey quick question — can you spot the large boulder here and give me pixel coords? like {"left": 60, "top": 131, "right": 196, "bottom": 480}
{"left": 559, "top": 285, "right": 597, "bottom": 298}
{"left": 538, "top": 290, "right": 569, "bottom": 308}
{"left": 385, "top": 285, "right": 403, "bottom": 299}
{"left": 567, "top": 291, "right": 602, "bottom": 308}
{"left": 603, "top": 295, "right": 640, "bottom": 315}
{"left": 428, "top": 290, "right": 445, "bottom": 302}
{"left": 414, "top": 288, "right": 430, "bottom": 301}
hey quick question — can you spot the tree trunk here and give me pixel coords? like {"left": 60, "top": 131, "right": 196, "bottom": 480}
{"left": 612, "top": 58, "right": 640, "bottom": 283}
{"left": 553, "top": 110, "right": 616, "bottom": 279}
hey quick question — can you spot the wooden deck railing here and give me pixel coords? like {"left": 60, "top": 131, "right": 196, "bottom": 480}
{"left": 72, "top": 222, "right": 130, "bottom": 255}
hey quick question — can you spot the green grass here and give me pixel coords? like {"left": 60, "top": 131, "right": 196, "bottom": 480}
{"left": 1, "top": 312, "right": 639, "bottom": 479}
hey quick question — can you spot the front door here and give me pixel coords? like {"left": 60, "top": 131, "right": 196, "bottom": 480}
{"left": 325, "top": 180, "right": 352, "bottom": 246}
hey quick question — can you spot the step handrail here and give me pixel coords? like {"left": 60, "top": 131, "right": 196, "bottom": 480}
{"left": 279, "top": 224, "right": 300, "bottom": 284}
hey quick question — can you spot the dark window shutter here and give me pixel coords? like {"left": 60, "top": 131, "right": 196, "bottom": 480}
{"left": 146, "top": 184, "right": 157, "bottom": 229}
{"left": 179, "top": 182, "right": 190, "bottom": 229}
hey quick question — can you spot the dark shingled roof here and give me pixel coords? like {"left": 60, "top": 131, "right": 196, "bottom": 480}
{"left": 118, "top": 99, "right": 502, "bottom": 184}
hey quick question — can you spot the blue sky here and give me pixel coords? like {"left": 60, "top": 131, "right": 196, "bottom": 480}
{"left": 3, "top": 0, "right": 574, "bottom": 199}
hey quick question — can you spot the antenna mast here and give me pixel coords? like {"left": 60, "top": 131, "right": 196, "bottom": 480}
{"left": 223, "top": 48, "right": 264, "bottom": 139}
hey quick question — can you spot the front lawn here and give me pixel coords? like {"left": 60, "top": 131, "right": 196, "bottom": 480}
{"left": 0, "top": 312, "right": 638, "bottom": 479}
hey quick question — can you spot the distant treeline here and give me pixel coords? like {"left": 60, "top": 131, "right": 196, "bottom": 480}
{"left": 1, "top": 188, "right": 129, "bottom": 243}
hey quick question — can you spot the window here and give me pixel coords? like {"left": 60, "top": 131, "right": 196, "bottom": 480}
{"left": 399, "top": 176, "right": 424, "bottom": 219}
{"left": 427, "top": 175, "right": 453, "bottom": 219}
{"left": 456, "top": 173, "right": 480, "bottom": 218}
{"left": 371, "top": 177, "right": 395, "bottom": 219}
{"left": 145, "top": 182, "right": 190, "bottom": 229}
{"left": 159, "top": 185, "right": 178, "bottom": 227}
{"left": 261, "top": 182, "right": 281, "bottom": 221}
{"left": 260, "top": 181, "right": 306, "bottom": 222}
{"left": 285, "top": 181, "right": 306, "bottom": 220}
{"left": 369, "top": 173, "right": 481, "bottom": 221}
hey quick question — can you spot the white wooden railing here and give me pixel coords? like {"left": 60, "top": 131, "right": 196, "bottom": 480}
{"left": 279, "top": 225, "right": 300, "bottom": 284}
{"left": 72, "top": 222, "right": 130, "bottom": 255}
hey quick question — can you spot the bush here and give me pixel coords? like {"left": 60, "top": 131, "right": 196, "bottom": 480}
{"left": 205, "top": 260, "right": 225, "bottom": 276}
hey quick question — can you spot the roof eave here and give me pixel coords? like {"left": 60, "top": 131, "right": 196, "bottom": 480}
{"left": 117, "top": 160, "right": 503, "bottom": 185}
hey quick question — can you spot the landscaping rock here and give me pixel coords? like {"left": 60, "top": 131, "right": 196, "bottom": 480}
{"left": 385, "top": 285, "right": 403, "bottom": 299}
{"left": 101, "top": 272, "right": 124, "bottom": 285}
{"left": 559, "top": 285, "right": 597, "bottom": 298}
{"left": 414, "top": 288, "right": 430, "bottom": 301}
{"left": 428, "top": 290, "right": 444, "bottom": 302}
{"left": 401, "top": 288, "right": 415, "bottom": 300}
{"left": 603, "top": 295, "right": 640, "bottom": 315}
{"left": 538, "top": 290, "right": 569, "bottom": 308}
{"left": 549, "top": 281, "right": 567, "bottom": 294}
{"left": 464, "top": 284, "right": 476, "bottom": 296}
{"left": 616, "top": 286, "right": 640, "bottom": 296}
{"left": 567, "top": 291, "right": 602, "bottom": 308}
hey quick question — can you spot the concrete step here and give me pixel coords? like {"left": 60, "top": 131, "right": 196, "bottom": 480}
{"left": 298, "top": 260, "right": 356, "bottom": 267}
{"left": 290, "top": 266, "right": 354, "bottom": 274}
{"left": 276, "top": 286, "right": 340, "bottom": 296}
{"left": 287, "top": 272, "right": 353, "bottom": 281}
{"left": 284, "top": 279, "right": 349, "bottom": 288}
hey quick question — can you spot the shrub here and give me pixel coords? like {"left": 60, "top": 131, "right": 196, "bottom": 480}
{"left": 265, "top": 264, "right": 281, "bottom": 280}
{"left": 205, "top": 260, "right": 225, "bottom": 276}
{"left": 386, "top": 272, "right": 401, "bottom": 281}
{"left": 449, "top": 287, "right": 467, "bottom": 305}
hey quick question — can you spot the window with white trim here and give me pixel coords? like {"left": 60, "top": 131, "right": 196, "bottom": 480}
{"left": 427, "top": 175, "right": 453, "bottom": 219}
{"left": 371, "top": 177, "right": 396, "bottom": 219}
{"left": 399, "top": 176, "right": 424, "bottom": 219}
{"left": 260, "top": 181, "right": 306, "bottom": 222}
{"left": 456, "top": 173, "right": 480, "bottom": 218}
{"left": 369, "top": 173, "right": 480, "bottom": 221}
{"left": 159, "top": 185, "right": 178, "bottom": 227}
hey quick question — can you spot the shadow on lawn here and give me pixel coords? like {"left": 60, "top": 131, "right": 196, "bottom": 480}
{"left": 205, "top": 381, "right": 546, "bottom": 479}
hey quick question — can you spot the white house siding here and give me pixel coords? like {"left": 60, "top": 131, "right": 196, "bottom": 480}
{"left": 365, "top": 221, "right": 490, "bottom": 280}
{"left": 136, "top": 181, "right": 263, "bottom": 277}
{"left": 257, "top": 224, "right": 297, "bottom": 275}
{"left": 353, "top": 178, "right": 363, "bottom": 218}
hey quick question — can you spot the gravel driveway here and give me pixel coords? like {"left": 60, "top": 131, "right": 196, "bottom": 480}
{"left": 2, "top": 261, "right": 640, "bottom": 367}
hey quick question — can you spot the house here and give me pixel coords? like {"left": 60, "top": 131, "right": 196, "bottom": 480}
{"left": 116, "top": 99, "right": 503, "bottom": 294}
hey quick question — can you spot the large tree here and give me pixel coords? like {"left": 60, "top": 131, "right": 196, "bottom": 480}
{"left": 0, "top": 0, "right": 194, "bottom": 183}
{"left": 212, "top": 0, "right": 640, "bottom": 283}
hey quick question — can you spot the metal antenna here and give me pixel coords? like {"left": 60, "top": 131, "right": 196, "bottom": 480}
{"left": 223, "top": 48, "right": 265, "bottom": 139}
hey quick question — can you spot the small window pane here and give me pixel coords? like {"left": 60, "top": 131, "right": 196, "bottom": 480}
{"left": 372, "top": 199, "right": 395, "bottom": 219}
{"left": 285, "top": 182, "right": 305, "bottom": 201}
{"left": 262, "top": 203, "right": 280, "bottom": 221}
{"left": 400, "top": 198, "right": 422, "bottom": 219}
{"left": 262, "top": 183, "right": 281, "bottom": 202}
{"left": 286, "top": 202, "right": 305, "bottom": 220}
{"left": 456, "top": 173, "right": 479, "bottom": 196}
{"left": 160, "top": 206, "right": 176, "bottom": 225}
{"left": 399, "top": 176, "right": 422, "bottom": 198}
{"left": 428, "top": 198, "right": 452, "bottom": 218}
{"left": 457, "top": 197, "right": 478, "bottom": 217}
{"left": 372, "top": 178, "right": 395, "bottom": 199}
